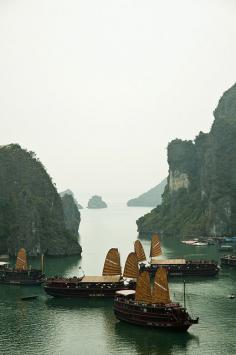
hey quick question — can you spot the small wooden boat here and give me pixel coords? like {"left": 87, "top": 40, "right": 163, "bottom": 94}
{"left": 228, "top": 294, "right": 235, "bottom": 299}
{"left": 219, "top": 245, "right": 233, "bottom": 252}
{"left": 21, "top": 295, "right": 38, "bottom": 301}
{"left": 0, "top": 249, "right": 44, "bottom": 285}
{"left": 114, "top": 268, "right": 199, "bottom": 331}
{"left": 44, "top": 249, "right": 139, "bottom": 298}
{"left": 221, "top": 255, "right": 236, "bottom": 266}
{"left": 137, "top": 235, "right": 219, "bottom": 277}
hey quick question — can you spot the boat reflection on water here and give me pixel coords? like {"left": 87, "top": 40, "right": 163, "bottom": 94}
{"left": 114, "top": 321, "right": 199, "bottom": 355}
{"left": 45, "top": 297, "right": 113, "bottom": 311}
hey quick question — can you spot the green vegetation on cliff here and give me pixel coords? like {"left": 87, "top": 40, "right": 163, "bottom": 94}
{"left": 137, "top": 83, "right": 236, "bottom": 238}
{"left": 61, "top": 193, "right": 81, "bottom": 237}
{"left": 127, "top": 178, "right": 167, "bottom": 207}
{"left": 0, "top": 144, "right": 82, "bottom": 256}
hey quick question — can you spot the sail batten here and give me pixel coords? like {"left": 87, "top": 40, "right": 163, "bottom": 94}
{"left": 102, "top": 248, "right": 121, "bottom": 276}
{"left": 134, "top": 240, "right": 146, "bottom": 262}
{"left": 150, "top": 233, "right": 162, "bottom": 258}
{"left": 123, "top": 252, "right": 139, "bottom": 278}
{"left": 135, "top": 271, "right": 152, "bottom": 304}
{"left": 152, "top": 268, "right": 171, "bottom": 304}
{"left": 15, "top": 248, "right": 28, "bottom": 270}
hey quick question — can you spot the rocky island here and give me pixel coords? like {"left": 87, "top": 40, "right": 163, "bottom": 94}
{"left": 87, "top": 195, "right": 107, "bottom": 209}
{"left": 127, "top": 178, "right": 167, "bottom": 207}
{"left": 0, "top": 144, "right": 82, "bottom": 256}
{"left": 60, "top": 189, "right": 83, "bottom": 209}
{"left": 137, "top": 83, "right": 236, "bottom": 238}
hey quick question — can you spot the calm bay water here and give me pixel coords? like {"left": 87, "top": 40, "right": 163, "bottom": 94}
{"left": 0, "top": 203, "right": 235, "bottom": 355}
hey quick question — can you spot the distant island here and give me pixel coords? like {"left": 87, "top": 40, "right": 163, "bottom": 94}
{"left": 137, "top": 83, "right": 236, "bottom": 238}
{"left": 87, "top": 195, "right": 107, "bottom": 209}
{"left": 0, "top": 144, "right": 82, "bottom": 256}
{"left": 127, "top": 178, "right": 167, "bottom": 207}
{"left": 60, "top": 189, "right": 83, "bottom": 209}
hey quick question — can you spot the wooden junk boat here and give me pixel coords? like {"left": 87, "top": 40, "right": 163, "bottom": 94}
{"left": 221, "top": 255, "right": 236, "bottom": 266}
{"left": 135, "top": 235, "right": 219, "bottom": 277}
{"left": 0, "top": 248, "right": 44, "bottom": 285}
{"left": 44, "top": 249, "right": 139, "bottom": 298}
{"left": 114, "top": 268, "right": 199, "bottom": 331}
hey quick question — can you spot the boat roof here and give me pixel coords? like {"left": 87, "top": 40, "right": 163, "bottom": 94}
{"left": 151, "top": 258, "right": 186, "bottom": 265}
{"left": 81, "top": 275, "right": 121, "bottom": 283}
{"left": 0, "top": 261, "right": 9, "bottom": 266}
{"left": 116, "top": 290, "right": 136, "bottom": 296}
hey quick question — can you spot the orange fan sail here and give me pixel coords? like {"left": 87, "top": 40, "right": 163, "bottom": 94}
{"left": 102, "top": 248, "right": 121, "bottom": 276}
{"left": 135, "top": 271, "right": 152, "bottom": 304}
{"left": 123, "top": 252, "right": 139, "bottom": 279}
{"left": 150, "top": 233, "right": 162, "bottom": 258}
{"left": 152, "top": 267, "right": 171, "bottom": 304}
{"left": 134, "top": 240, "right": 146, "bottom": 262}
{"left": 15, "top": 248, "right": 28, "bottom": 270}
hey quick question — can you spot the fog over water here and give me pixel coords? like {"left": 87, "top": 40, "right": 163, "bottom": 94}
{"left": 0, "top": 0, "right": 236, "bottom": 204}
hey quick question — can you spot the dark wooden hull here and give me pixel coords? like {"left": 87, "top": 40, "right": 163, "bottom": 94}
{"left": 221, "top": 256, "right": 236, "bottom": 266}
{"left": 142, "top": 262, "right": 219, "bottom": 277}
{"left": 0, "top": 269, "right": 44, "bottom": 285}
{"left": 44, "top": 282, "right": 136, "bottom": 298}
{"left": 114, "top": 298, "right": 198, "bottom": 331}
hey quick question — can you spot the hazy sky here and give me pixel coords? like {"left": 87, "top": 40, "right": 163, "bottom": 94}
{"left": 0, "top": 0, "right": 236, "bottom": 204}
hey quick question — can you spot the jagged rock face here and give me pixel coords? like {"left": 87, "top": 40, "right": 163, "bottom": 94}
{"left": 127, "top": 178, "right": 167, "bottom": 207}
{"left": 169, "top": 171, "right": 189, "bottom": 192}
{"left": 137, "top": 83, "right": 236, "bottom": 238}
{"left": 61, "top": 194, "right": 81, "bottom": 237}
{"left": 60, "top": 189, "right": 83, "bottom": 209}
{"left": 0, "top": 144, "right": 82, "bottom": 256}
{"left": 87, "top": 195, "right": 107, "bottom": 209}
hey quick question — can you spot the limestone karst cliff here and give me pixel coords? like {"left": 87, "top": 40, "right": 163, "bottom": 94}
{"left": 0, "top": 144, "right": 82, "bottom": 256}
{"left": 137, "top": 83, "right": 236, "bottom": 238}
{"left": 127, "top": 178, "right": 167, "bottom": 207}
{"left": 60, "top": 189, "right": 83, "bottom": 209}
{"left": 87, "top": 195, "right": 107, "bottom": 209}
{"left": 61, "top": 193, "right": 81, "bottom": 237}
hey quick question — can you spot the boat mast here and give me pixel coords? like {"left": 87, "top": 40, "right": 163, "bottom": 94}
{"left": 41, "top": 254, "right": 44, "bottom": 273}
{"left": 184, "top": 280, "right": 186, "bottom": 308}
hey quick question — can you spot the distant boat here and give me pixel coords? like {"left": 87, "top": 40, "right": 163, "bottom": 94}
{"left": 193, "top": 242, "right": 208, "bottom": 246}
{"left": 21, "top": 295, "right": 38, "bottom": 301}
{"left": 228, "top": 294, "right": 235, "bottom": 299}
{"left": 221, "top": 255, "right": 236, "bottom": 266}
{"left": 0, "top": 249, "right": 44, "bottom": 285}
{"left": 44, "top": 249, "right": 139, "bottom": 298}
{"left": 137, "top": 235, "right": 219, "bottom": 277}
{"left": 114, "top": 268, "right": 199, "bottom": 331}
{"left": 219, "top": 245, "right": 233, "bottom": 252}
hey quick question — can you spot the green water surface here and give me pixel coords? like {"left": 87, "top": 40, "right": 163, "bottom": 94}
{"left": 0, "top": 204, "right": 235, "bottom": 355}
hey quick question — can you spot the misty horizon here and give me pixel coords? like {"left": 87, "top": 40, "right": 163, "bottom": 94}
{"left": 1, "top": 0, "right": 236, "bottom": 204}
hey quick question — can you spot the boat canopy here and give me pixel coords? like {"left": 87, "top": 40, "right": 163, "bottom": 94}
{"left": 151, "top": 258, "right": 186, "bottom": 265}
{"left": 81, "top": 275, "right": 121, "bottom": 283}
{"left": 116, "top": 290, "right": 136, "bottom": 297}
{"left": 134, "top": 240, "right": 146, "bottom": 262}
{"left": 102, "top": 248, "right": 121, "bottom": 276}
{"left": 135, "top": 271, "right": 152, "bottom": 304}
{"left": 152, "top": 268, "right": 171, "bottom": 304}
{"left": 123, "top": 252, "right": 139, "bottom": 279}
{"left": 150, "top": 234, "right": 162, "bottom": 258}
{"left": 15, "top": 248, "right": 28, "bottom": 270}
